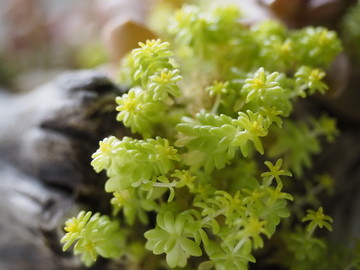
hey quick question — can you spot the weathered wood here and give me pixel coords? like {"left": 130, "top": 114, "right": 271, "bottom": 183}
{"left": 0, "top": 70, "right": 128, "bottom": 270}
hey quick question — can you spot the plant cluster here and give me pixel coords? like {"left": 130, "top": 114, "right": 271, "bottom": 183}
{"left": 61, "top": 4, "right": 351, "bottom": 269}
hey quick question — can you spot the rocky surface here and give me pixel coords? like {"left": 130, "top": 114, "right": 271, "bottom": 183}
{"left": 0, "top": 70, "right": 127, "bottom": 270}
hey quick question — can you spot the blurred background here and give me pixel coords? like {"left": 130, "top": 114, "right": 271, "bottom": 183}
{"left": 0, "top": 0, "right": 357, "bottom": 91}
{"left": 0, "top": 0, "right": 170, "bottom": 92}
{"left": 0, "top": 0, "right": 272, "bottom": 92}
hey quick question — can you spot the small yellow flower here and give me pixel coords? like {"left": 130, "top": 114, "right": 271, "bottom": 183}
{"left": 111, "top": 190, "right": 131, "bottom": 208}
{"left": 302, "top": 207, "right": 333, "bottom": 233}
{"left": 61, "top": 211, "right": 92, "bottom": 251}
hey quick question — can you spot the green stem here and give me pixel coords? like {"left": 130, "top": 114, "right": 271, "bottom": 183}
{"left": 233, "top": 237, "right": 248, "bottom": 254}
{"left": 306, "top": 226, "right": 316, "bottom": 239}
{"left": 210, "top": 94, "right": 221, "bottom": 114}
{"left": 152, "top": 182, "right": 177, "bottom": 188}
{"left": 343, "top": 258, "right": 360, "bottom": 270}
{"left": 200, "top": 208, "right": 227, "bottom": 226}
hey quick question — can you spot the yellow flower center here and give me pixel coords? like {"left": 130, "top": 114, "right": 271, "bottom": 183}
{"left": 65, "top": 218, "right": 79, "bottom": 233}
{"left": 253, "top": 78, "right": 265, "bottom": 90}
{"left": 123, "top": 99, "right": 137, "bottom": 112}
{"left": 113, "top": 190, "right": 130, "bottom": 206}
{"left": 310, "top": 69, "right": 323, "bottom": 81}
{"left": 281, "top": 42, "right": 290, "bottom": 54}
{"left": 251, "top": 120, "right": 265, "bottom": 136}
